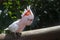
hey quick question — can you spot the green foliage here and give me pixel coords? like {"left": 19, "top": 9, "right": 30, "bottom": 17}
{"left": 0, "top": 0, "right": 60, "bottom": 33}
{"left": 0, "top": 0, "right": 33, "bottom": 33}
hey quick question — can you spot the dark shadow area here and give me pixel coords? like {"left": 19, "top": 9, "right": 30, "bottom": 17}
{"left": 25, "top": 0, "right": 60, "bottom": 30}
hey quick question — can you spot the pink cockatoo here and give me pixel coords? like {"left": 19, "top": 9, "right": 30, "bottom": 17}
{"left": 5, "top": 5, "right": 34, "bottom": 33}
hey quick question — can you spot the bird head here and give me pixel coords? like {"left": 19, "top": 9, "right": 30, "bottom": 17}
{"left": 21, "top": 5, "right": 34, "bottom": 20}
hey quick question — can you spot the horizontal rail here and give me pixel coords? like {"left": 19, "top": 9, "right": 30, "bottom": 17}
{"left": 0, "top": 25, "right": 60, "bottom": 40}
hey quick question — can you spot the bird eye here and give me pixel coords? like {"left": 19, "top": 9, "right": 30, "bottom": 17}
{"left": 28, "top": 19, "right": 33, "bottom": 21}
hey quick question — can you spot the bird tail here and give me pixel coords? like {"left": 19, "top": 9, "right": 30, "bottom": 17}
{"left": 4, "top": 28, "right": 9, "bottom": 31}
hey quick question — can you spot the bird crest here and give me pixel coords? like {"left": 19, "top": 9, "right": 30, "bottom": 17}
{"left": 23, "top": 10, "right": 31, "bottom": 16}
{"left": 21, "top": 5, "right": 32, "bottom": 17}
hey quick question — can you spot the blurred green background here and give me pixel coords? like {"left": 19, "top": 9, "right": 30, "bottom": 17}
{"left": 0, "top": 0, "right": 60, "bottom": 33}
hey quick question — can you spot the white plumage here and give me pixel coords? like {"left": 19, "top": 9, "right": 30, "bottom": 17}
{"left": 5, "top": 5, "right": 34, "bottom": 33}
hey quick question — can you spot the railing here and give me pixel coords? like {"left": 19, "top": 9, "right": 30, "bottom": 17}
{"left": 0, "top": 25, "right": 60, "bottom": 40}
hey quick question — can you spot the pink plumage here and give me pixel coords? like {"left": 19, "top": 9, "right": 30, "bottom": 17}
{"left": 5, "top": 5, "right": 34, "bottom": 33}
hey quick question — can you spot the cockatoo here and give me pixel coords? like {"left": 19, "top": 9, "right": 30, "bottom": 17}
{"left": 4, "top": 5, "right": 34, "bottom": 33}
